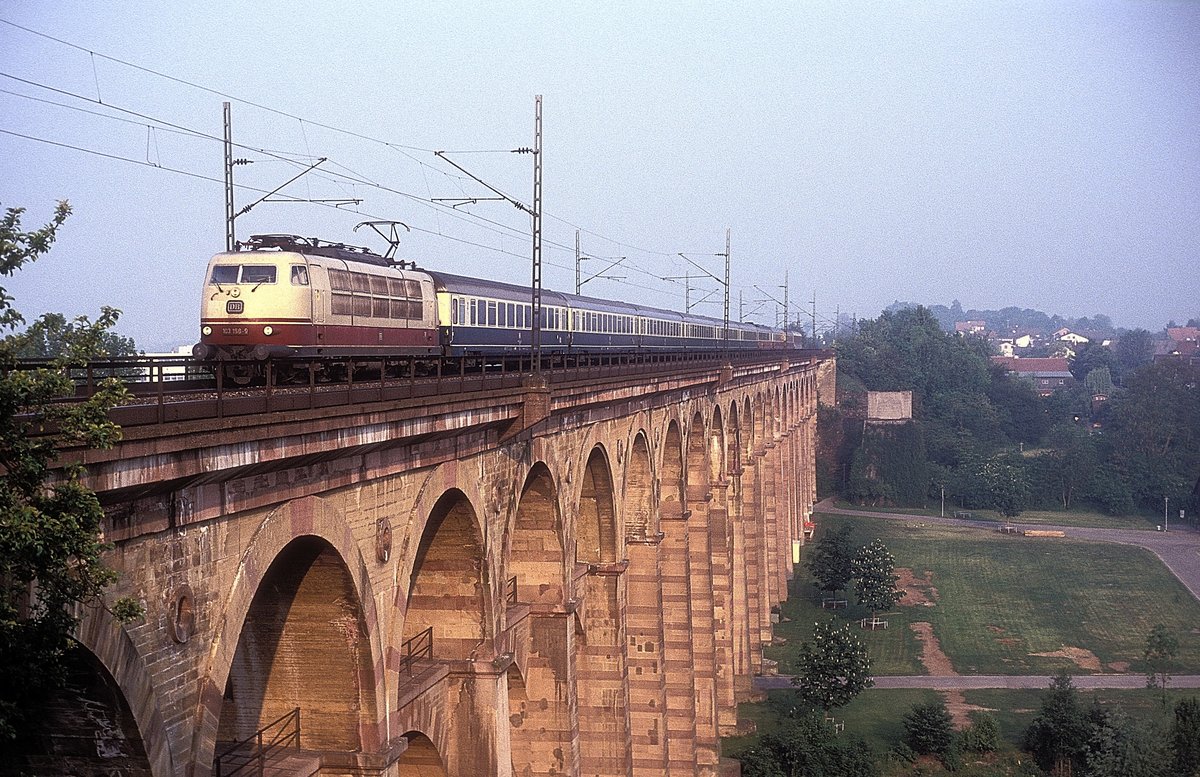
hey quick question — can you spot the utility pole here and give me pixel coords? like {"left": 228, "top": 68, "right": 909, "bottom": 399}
{"left": 739, "top": 290, "right": 744, "bottom": 323}
{"left": 663, "top": 272, "right": 694, "bottom": 310}
{"left": 780, "top": 270, "right": 789, "bottom": 329}
{"left": 531, "top": 95, "right": 543, "bottom": 374}
{"left": 836, "top": 305, "right": 840, "bottom": 341}
{"left": 810, "top": 292, "right": 817, "bottom": 344}
{"left": 723, "top": 228, "right": 730, "bottom": 351}
{"left": 223, "top": 102, "right": 234, "bottom": 251}
{"left": 575, "top": 229, "right": 581, "bottom": 295}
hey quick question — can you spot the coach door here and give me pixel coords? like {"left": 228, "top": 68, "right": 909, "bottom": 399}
{"left": 308, "top": 264, "right": 326, "bottom": 323}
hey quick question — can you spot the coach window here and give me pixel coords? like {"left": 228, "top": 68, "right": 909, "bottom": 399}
{"left": 506, "top": 303, "right": 515, "bottom": 328}
{"left": 290, "top": 265, "right": 309, "bottom": 285}
{"left": 498, "top": 303, "right": 507, "bottom": 327}
{"left": 487, "top": 301, "right": 497, "bottom": 327}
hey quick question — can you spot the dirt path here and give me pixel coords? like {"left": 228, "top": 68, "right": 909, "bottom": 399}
{"left": 908, "top": 622, "right": 990, "bottom": 727}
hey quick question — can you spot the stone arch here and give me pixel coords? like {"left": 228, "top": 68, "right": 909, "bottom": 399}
{"left": 73, "top": 605, "right": 175, "bottom": 777}
{"left": 397, "top": 730, "right": 448, "bottom": 776}
{"left": 6, "top": 640, "right": 155, "bottom": 776}
{"left": 577, "top": 445, "right": 618, "bottom": 564}
{"left": 727, "top": 400, "right": 742, "bottom": 475}
{"left": 403, "top": 488, "right": 490, "bottom": 660}
{"left": 709, "top": 404, "right": 726, "bottom": 487}
{"left": 742, "top": 395, "right": 754, "bottom": 459}
{"left": 625, "top": 430, "right": 656, "bottom": 540}
{"left": 219, "top": 535, "right": 379, "bottom": 753}
{"left": 508, "top": 462, "right": 565, "bottom": 605}
{"left": 661, "top": 419, "right": 685, "bottom": 508}
{"left": 193, "top": 496, "right": 384, "bottom": 772}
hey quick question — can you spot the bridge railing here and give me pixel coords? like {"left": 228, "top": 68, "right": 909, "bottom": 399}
{"left": 213, "top": 706, "right": 301, "bottom": 777}
{"left": 12, "top": 348, "right": 830, "bottom": 430}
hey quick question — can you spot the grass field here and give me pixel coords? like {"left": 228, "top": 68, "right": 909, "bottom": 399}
{"left": 830, "top": 499, "right": 1166, "bottom": 530}
{"left": 765, "top": 513, "right": 1200, "bottom": 678}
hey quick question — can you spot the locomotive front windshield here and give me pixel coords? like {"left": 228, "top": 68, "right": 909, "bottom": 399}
{"left": 209, "top": 265, "right": 278, "bottom": 285}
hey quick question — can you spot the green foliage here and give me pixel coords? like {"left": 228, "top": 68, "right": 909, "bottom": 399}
{"left": 1023, "top": 673, "right": 1090, "bottom": 773}
{"left": 846, "top": 423, "right": 928, "bottom": 508}
{"left": 1108, "top": 359, "right": 1200, "bottom": 514}
{"left": 806, "top": 525, "right": 857, "bottom": 595}
{"left": 902, "top": 699, "right": 954, "bottom": 758}
{"left": 9, "top": 311, "right": 139, "bottom": 360}
{"left": 0, "top": 202, "right": 141, "bottom": 744}
{"left": 1171, "top": 697, "right": 1200, "bottom": 777}
{"left": 959, "top": 711, "right": 1000, "bottom": 754}
{"left": 851, "top": 539, "right": 902, "bottom": 616}
{"left": 1144, "top": 624, "right": 1180, "bottom": 703}
{"left": 742, "top": 711, "right": 879, "bottom": 777}
{"left": 1084, "top": 704, "right": 1171, "bottom": 777}
{"left": 1115, "top": 329, "right": 1155, "bottom": 376}
{"left": 792, "top": 619, "right": 875, "bottom": 711}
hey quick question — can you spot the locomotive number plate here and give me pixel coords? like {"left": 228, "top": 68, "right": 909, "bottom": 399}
{"left": 226, "top": 300, "right": 244, "bottom": 314}
{"left": 221, "top": 327, "right": 249, "bottom": 336}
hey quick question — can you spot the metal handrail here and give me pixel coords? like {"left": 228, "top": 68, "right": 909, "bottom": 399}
{"left": 506, "top": 575, "right": 518, "bottom": 604}
{"left": 213, "top": 706, "right": 301, "bottom": 777}
{"left": 398, "top": 626, "right": 433, "bottom": 676}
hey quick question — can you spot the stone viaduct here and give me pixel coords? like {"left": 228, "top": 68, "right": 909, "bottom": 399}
{"left": 54, "top": 352, "right": 830, "bottom": 777}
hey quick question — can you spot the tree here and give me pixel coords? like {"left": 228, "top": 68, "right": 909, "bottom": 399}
{"left": 792, "top": 619, "right": 874, "bottom": 711}
{"left": 805, "top": 525, "right": 856, "bottom": 597}
{"left": 1171, "top": 697, "right": 1200, "bottom": 777}
{"left": 0, "top": 202, "right": 140, "bottom": 744}
{"left": 903, "top": 699, "right": 954, "bottom": 758}
{"left": 9, "top": 311, "right": 138, "bottom": 359}
{"left": 1023, "top": 672, "right": 1091, "bottom": 773}
{"left": 745, "top": 712, "right": 879, "bottom": 777}
{"left": 1115, "top": 328, "right": 1154, "bottom": 378}
{"left": 1084, "top": 705, "right": 1171, "bottom": 777}
{"left": 850, "top": 539, "right": 902, "bottom": 619}
{"left": 1144, "top": 624, "right": 1180, "bottom": 703}
{"left": 978, "top": 452, "right": 1029, "bottom": 518}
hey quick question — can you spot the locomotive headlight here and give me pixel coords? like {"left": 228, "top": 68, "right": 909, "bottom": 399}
{"left": 263, "top": 326, "right": 274, "bottom": 336}
{"left": 202, "top": 326, "right": 212, "bottom": 336}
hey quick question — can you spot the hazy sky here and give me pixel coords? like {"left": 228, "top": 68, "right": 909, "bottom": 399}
{"left": 1, "top": 1, "right": 1197, "bottom": 350}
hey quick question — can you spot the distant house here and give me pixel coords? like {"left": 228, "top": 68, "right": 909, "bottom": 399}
{"left": 1167, "top": 326, "right": 1200, "bottom": 345}
{"left": 1012, "top": 333, "right": 1034, "bottom": 349}
{"left": 991, "top": 356, "right": 1075, "bottom": 396}
{"left": 955, "top": 320, "right": 987, "bottom": 336}
{"left": 1053, "top": 327, "right": 1090, "bottom": 345}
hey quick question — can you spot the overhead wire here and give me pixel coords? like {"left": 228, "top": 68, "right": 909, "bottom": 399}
{"left": 0, "top": 19, "right": 715, "bottom": 303}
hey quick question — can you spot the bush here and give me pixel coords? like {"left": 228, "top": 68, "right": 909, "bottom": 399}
{"left": 959, "top": 711, "right": 1000, "bottom": 753}
{"left": 903, "top": 699, "right": 954, "bottom": 758}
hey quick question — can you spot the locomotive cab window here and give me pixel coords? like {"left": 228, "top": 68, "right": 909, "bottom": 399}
{"left": 210, "top": 265, "right": 239, "bottom": 285}
{"left": 241, "top": 265, "right": 277, "bottom": 285}
{"left": 290, "top": 265, "right": 309, "bottom": 285}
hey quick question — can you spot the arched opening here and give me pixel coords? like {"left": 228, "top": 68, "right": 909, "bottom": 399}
{"left": 686, "top": 411, "right": 719, "bottom": 766}
{"left": 396, "top": 731, "right": 447, "bottom": 776}
{"left": 728, "top": 401, "right": 741, "bottom": 476}
{"left": 405, "top": 490, "right": 487, "bottom": 661}
{"left": 623, "top": 431, "right": 667, "bottom": 768}
{"left": 5, "top": 643, "right": 152, "bottom": 776}
{"left": 509, "top": 464, "right": 564, "bottom": 605}
{"left": 577, "top": 446, "right": 618, "bottom": 564}
{"left": 220, "top": 536, "right": 376, "bottom": 754}
{"left": 626, "top": 433, "right": 656, "bottom": 542}
{"left": 575, "top": 444, "right": 629, "bottom": 773}
{"left": 508, "top": 466, "right": 578, "bottom": 776}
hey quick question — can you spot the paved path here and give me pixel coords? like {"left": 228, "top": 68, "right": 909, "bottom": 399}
{"left": 757, "top": 674, "right": 1200, "bottom": 691}
{"left": 816, "top": 500, "right": 1200, "bottom": 603}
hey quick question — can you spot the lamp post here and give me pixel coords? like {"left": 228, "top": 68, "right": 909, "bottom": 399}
{"left": 1165, "top": 496, "right": 1169, "bottom": 532}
